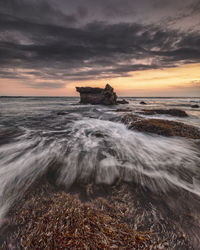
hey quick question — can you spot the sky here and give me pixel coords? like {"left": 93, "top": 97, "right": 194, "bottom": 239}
{"left": 0, "top": 0, "right": 200, "bottom": 96}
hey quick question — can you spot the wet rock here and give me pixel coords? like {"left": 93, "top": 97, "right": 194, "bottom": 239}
{"left": 140, "top": 108, "right": 188, "bottom": 117}
{"left": 91, "top": 132, "right": 104, "bottom": 138}
{"left": 116, "top": 109, "right": 132, "bottom": 112}
{"left": 76, "top": 84, "right": 117, "bottom": 105}
{"left": 191, "top": 104, "right": 199, "bottom": 108}
{"left": 121, "top": 114, "right": 200, "bottom": 139}
{"left": 121, "top": 114, "right": 142, "bottom": 124}
{"left": 2, "top": 182, "right": 193, "bottom": 249}
{"left": 3, "top": 184, "right": 161, "bottom": 249}
{"left": 57, "top": 111, "right": 67, "bottom": 116}
{"left": 117, "top": 99, "right": 129, "bottom": 104}
{"left": 140, "top": 101, "right": 147, "bottom": 105}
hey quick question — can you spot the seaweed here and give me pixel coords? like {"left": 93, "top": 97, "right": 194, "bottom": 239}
{"left": 1, "top": 188, "right": 161, "bottom": 249}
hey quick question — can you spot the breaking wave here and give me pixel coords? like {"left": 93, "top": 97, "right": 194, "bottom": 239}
{"left": 0, "top": 118, "right": 200, "bottom": 222}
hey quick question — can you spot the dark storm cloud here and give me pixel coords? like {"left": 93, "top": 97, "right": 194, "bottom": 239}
{"left": 158, "top": 0, "right": 200, "bottom": 30}
{"left": 100, "top": 0, "right": 137, "bottom": 18}
{"left": 0, "top": 0, "right": 200, "bottom": 83}
{"left": 187, "top": 0, "right": 200, "bottom": 15}
{"left": 0, "top": 70, "right": 28, "bottom": 79}
{"left": 0, "top": 0, "right": 77, "bottom": 25}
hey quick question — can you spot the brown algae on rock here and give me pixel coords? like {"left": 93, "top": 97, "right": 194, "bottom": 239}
{"left": 122, "top": 114, "right": 200, "bottom": 139}
{"left": 1, "top": 189, "right": 158, "bottom": 249}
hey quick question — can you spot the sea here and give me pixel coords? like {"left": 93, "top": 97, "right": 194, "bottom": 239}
{"left": 0, "top": 96, "right": 200, "bottom": 248}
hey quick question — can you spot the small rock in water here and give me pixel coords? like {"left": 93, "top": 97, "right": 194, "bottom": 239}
{"left": 57, "top": 112, "right": 67, "bottom": 116}
{"left": 116, "top": 109, "right": 132, "bottom": 112}
{"left": 140, "top": 101, "right": 147, "bottom": 105}
{"left": 191, "top": 104, "right": 199, "bottom": 108}
{"left": 91, "top": 132, "right": 104, "bottom": 138}
{"left": 117, "top": 99, "right": 129, "bottom": 104}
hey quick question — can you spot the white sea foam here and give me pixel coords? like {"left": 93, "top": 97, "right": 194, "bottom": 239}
{"left": 0, "top": 118, "right": 200, "bottom": 223}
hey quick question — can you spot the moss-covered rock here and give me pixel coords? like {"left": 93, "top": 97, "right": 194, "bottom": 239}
{"left": 122, "top": 114, "right": 200, "bottom": 139}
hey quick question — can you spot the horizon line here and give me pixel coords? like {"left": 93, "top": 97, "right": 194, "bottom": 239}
{"left": 0, "top": 96, "right": 199, "bottom": 98}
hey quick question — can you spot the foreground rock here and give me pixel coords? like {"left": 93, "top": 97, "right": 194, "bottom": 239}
{"left": 122, "top": 114, "right": 200, "bottom": 139}
{"left": 1, "top": 183, "right": 166, "bottom": 249}
{"left": 76, "top": 84, "right": 117, "bottom": 105}
{"left": 139, "top": 108, "right": 188, "bottom": 117}
{"left": 1, "top": 181, "right": 194, "bottom": 249}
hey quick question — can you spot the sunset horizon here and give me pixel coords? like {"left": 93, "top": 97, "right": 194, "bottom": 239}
{"left": 1, "top": 61, "right": 200, "bottom": 97}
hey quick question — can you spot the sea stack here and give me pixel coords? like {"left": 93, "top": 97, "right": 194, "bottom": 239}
{"left": 76, "top": 84, "right": 118, "bottom": 105}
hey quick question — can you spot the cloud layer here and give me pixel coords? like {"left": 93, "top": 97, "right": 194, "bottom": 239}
{"left": 0, "top": 0, "right": 200, "bottom": 86}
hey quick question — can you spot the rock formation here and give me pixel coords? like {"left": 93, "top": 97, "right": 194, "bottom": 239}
{"left": 121, "top": 114, "right": 200, "bottom": 139}
{"left": 139, "top": 109, "right": 188, "bottom": 117}
{"left": 76, "top": 84, "right": 117, "bottom": 105}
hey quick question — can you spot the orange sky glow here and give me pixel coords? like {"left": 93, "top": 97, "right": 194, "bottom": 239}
{"left": 1, "top": 63, "right": 200, "bottom": 97}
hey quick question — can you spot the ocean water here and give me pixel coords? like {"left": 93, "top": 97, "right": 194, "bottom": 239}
{"left": 0, "top": 97, "right": 200, "bottom": 248}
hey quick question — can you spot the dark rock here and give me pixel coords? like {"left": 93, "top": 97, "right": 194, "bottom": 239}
{"left": 140, "top": 101, "right": 147, "bottom": 105}
{"left": 57, "top": 112, "right": 67, "bottom": 116}
{"left": 76, "top": 84, "right": 117, "bottom": 105}
{"left": 116, "top": 109, "right": 132, "bottom": 112}
{"left": 121, "top": 114, "right": 200, "bottom": 139}
{"left": 91, "top": 132, "right": 104, "bottom": 138}
{"left": 191, "top": 104, "right": 199, "bottom": 108}
{"left": 117, "top": 99, "right": 129, "bottom": 104}
{"left": 140, "top": 109, "right": 188, "bottom": 117}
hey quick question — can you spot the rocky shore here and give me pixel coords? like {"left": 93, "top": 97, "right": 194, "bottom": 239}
{"left": 0, "top": 90, "right": 199, "bottom": 249}
{"left": 76, "top": 84, "right": 200, "bottom": 139}
{"left": 0, "top": 181, "right": 192, "bottom": 249}
{"left": 121, "top": 113, "right": 200, "bottom": 139}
